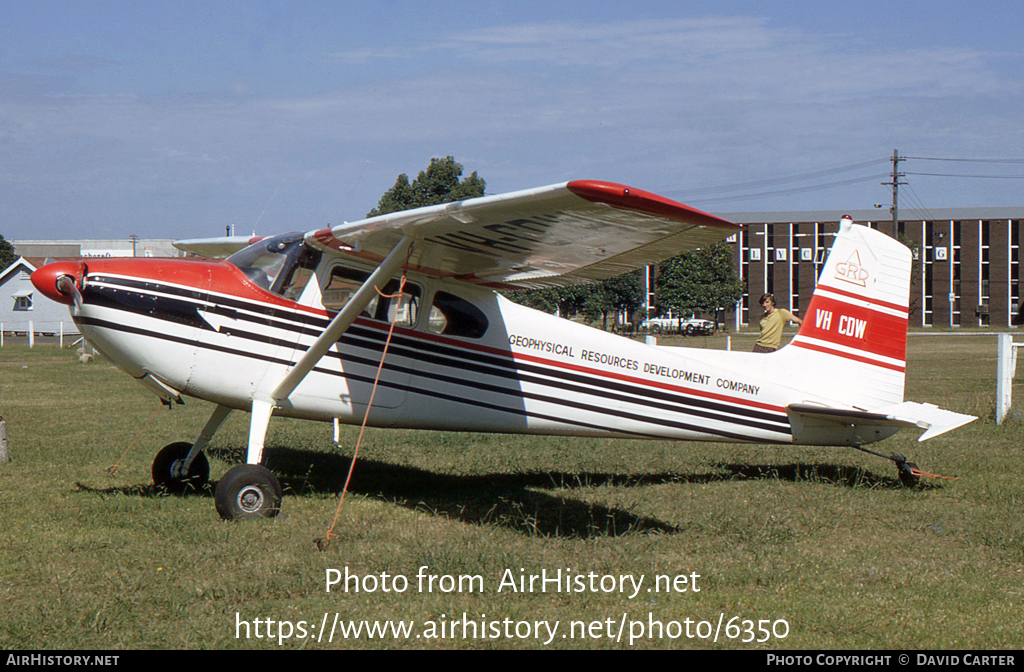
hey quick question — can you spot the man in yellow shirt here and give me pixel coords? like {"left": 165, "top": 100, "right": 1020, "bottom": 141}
{"left": 753, "top": 293, "right": 802, "bottom": 353}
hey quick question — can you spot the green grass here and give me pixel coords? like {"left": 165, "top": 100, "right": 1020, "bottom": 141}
{"left": 0, "top": 333, "right": 1021, "bottom": 649}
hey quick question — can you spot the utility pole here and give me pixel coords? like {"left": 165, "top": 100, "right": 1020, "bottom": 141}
{"left": 881, "top": 149, "right": 907, "bottom": 237}
{"left": 129, "top": 233, "right": 140, "bottom": 257}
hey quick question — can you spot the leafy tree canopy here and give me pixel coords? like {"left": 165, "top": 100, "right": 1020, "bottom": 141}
{"left": 655, "top": 242, "right": 743, "bottom": 317}
{"left": 504, "top": 284, "right": 590, "bottom": 317}
{"left": 507, "top": 272, "right": 644, "bottom": 331}
{"left": 580, "top": 271, "right": 644, "bottom": 330}
{"left": 368, "top": 156, "right": 486, "bottom": 217}
{"left": 0, "top": 235, "right": 16, "bottom": 273}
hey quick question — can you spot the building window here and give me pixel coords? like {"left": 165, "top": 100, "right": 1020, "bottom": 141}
{"left": 13, "top": 294, "right": 33, "bottom": 311}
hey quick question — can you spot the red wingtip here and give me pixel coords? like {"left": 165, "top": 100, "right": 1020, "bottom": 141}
{"left": 566, "top": 180, "right": 739, "bottom": 229}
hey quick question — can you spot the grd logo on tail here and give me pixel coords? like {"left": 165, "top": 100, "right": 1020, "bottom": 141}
{"left": 834, "top": 250, "right": 870, "bottom": 287}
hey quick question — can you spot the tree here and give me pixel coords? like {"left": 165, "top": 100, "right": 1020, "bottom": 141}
{"left": 582, "top": 270, "right": 644, "bottom": 331}
{"left": 0, "top": 235, "right": 15, "bottom": 273}
{"left": 655, "top": 242, "right": 744, "bottom": 320}
{"left": 368, "top": 156, "right": 486, "bottom": 217}
{"left": 504, "top": 284, "right": 590, "bottom": 317}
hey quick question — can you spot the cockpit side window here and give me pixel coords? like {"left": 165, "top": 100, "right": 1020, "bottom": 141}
{"left": 275, "top": 245, "right": 321, "bottom": 300}
{"left": 226, "top": 232, "right": 321, "bottom": 300}
{"left": 426, "top": 290, "right": 488, "bottom": 338}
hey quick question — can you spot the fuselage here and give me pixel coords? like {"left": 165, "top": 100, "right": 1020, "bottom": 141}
{"left": 31, "top": 249, "right": 816, "bottom": 445}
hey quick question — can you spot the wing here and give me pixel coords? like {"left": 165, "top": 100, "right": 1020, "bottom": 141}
{"left": 305, "top": 180, "right": 740, "bottom": 288}
{"left": 173, "top": 235, "right": 266, "bottom": 258}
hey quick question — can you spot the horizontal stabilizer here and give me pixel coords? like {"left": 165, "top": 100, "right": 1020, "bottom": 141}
{"left": 871, "top": 401, "right": 977, "bottom": 441}
{"left": 788, "top": 402, "right": 975, "bottom": 444}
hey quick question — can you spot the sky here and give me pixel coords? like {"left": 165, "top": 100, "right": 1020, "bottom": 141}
{"left": 2, "top": 0, "right": 1023, "bottom": 241}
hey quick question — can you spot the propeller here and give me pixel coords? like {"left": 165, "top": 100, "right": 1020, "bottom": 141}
{"left": 55, "top": 274, "right": 83, "bottom": 315}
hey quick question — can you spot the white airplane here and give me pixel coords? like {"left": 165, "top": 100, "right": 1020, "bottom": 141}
{"left": 31, "top": 180, "right": 975, "bottom": 520}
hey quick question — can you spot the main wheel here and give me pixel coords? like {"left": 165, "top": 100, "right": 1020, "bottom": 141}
{"left": 215, "top": 464, "right": 283, "bottom": 520}
{"left": 152, "top": 442, "right": 210, "bottom": 492}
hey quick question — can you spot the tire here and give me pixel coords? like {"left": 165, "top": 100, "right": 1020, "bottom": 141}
{"left": 684, "top": 324, "right": 696, "bottom": 336}
{"left": 152, "top": 442, "right": 210, "bottom": 493}
{"left": 215, "top": 464, "right": 283, "bottom": 520}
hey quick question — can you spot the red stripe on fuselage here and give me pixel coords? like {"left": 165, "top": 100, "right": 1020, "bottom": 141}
{"left": 85, "top": 261, "right": 785, "bottom": 418}
{"left": 353, "top": 319, "right": 786, "bottom": 415}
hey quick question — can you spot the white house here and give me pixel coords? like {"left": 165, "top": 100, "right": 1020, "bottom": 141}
{"left": 0, "top": 257, "right": 78, "bottom": 337}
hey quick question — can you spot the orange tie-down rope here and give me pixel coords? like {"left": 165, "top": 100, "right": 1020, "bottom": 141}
{"left": 906, "top": 463, "right": 960, "bottom": 482}
{"left": 107, "top": 404, "right": 163, "bottom": 475}
{"left": 315, "top": 274, "right": 408, "bottom": 551}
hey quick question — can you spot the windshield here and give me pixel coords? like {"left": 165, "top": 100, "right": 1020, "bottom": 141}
{"left": 226, "top": 232, "right": 321, "bottom": 298}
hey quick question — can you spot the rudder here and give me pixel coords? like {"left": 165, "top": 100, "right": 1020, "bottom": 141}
{"left": 781, "top": 217, "right": 911, "bottom": 409}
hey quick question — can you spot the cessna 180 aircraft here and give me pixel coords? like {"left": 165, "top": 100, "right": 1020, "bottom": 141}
{"left": 30, "top": 180, "right": 975, "bottom": 520}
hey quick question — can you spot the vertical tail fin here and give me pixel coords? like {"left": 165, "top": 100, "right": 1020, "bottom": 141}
{"left": 780, "top": 217, "right": 911, "bottom": 409}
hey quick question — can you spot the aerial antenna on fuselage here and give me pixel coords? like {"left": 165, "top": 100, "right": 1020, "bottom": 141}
{"left": 254, "top": 179, "right": 285, "bottom": 233}
{"left": 337, "top": 160, "right": 371, "bottom": 225}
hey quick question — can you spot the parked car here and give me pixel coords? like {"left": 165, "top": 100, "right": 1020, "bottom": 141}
{"left": 640, "top": 316, "right": 716, "bottom": 335}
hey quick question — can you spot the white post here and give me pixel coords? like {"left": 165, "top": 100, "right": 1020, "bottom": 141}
{"left": 0, "top": 417, "right": 7, "bottom": 464}
{"left": 1, "top": 322, "right": 4, "bottom": 348}
{"left": 59, "top": 321, "right": 64, "bottom": 349}
{"left": 28, "top": 321, "right": 34, "bottom": 349}
{"left": 996, "top": 334, "right": 1019, "bottom": 425}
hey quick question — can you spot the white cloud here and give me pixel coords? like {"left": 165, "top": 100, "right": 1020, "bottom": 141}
{"left": 1, "top": 15, "right": 1022, "bottom": 239}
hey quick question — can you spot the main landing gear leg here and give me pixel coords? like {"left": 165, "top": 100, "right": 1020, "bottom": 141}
{"left": 214, "top": 398, "right": 282, "bottom": 521}
{"left": 213, "top": 236, "right": 414, "bottom": 522}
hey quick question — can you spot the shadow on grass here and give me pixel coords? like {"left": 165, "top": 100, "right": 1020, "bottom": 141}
{"left": 713, "top": 461, "right": 939, "bottom": 490}
{"left": 75, "top": 446, "right": 927, "bottom": 538}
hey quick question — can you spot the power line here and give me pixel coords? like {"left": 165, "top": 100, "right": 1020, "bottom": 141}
{"left": 686, "top": 173, "right": 889, "bottom": 206}
{"left": 899, "top": 183, "right": 936, "bottom": 223}
{"left": 669, "top": 158, "right": 889, "bottom": 198}
{"left": 905, "top": 171, "right": 1024, "bottom": 179}
{"left": 904, "top": 156, "right": 1024, "bottom": 164}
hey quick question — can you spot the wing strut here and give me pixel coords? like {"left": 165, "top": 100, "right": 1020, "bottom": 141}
{"left": 244, "top": 236, "right": 414, "bottom": 465}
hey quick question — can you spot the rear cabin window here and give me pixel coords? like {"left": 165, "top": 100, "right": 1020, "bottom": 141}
{"left": 321, "top": 265, "right": 421, "bottom": 328}
{"left": 426, "top": 291, "right": 488, "bottom": 339}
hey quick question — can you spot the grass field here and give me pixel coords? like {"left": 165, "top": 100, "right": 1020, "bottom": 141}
{"left": 0, "top": 331, "right": 1020, "bottom": 650}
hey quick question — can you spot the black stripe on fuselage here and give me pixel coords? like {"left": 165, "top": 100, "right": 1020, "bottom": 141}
{"left": 83, "top": 276, "right": 791, "bottom": 439}
{"left": 75, "top": 315, "right": 664, "bottom": 440}
{"left": 86, "top": 275, "right": 791, "bottom": 435}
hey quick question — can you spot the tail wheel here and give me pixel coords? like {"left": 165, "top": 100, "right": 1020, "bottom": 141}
{"left": 152, "top": 442, "right": 210, "bottom": 492}
{"left": 215, "top": 464, "right": 282, "bottom": 520}
{"left": 896, "top": 459, "right": 922, "bottom": 488}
